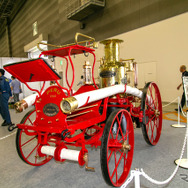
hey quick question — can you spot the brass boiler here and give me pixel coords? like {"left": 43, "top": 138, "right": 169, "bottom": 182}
{"left": 99, "top": 39, "right": 138, "bottom": 88}
{"left": 122, "top": 58, "right": 138, "bottom": 87}
{"left": 99, "top": 39, "right": 124, "bottom": 88}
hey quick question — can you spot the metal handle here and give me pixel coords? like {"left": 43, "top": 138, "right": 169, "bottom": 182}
{"left": 83, "top": 153, "right": 95, "bottom": 172}
{"left": 37, "top": 33, "right": 97, "bottom": 51}
{"left": 37, "top": 42, "right": 63, "bottom": 52}
{"left": 75, "top": 32, "right": 95, "bottom": 45}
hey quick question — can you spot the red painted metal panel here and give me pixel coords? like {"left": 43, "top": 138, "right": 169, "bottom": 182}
{"left": 41, "top": 45, "right": 95, "bottom": 57}
{"left": 3, "top": 58, "right": 61, "bottom": 82}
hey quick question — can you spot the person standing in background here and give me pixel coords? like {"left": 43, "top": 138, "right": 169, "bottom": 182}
{"left": 10, "top": 76, "right": 21, "bottom": 103}
{"left": 0, "top": 69, "right": 13, "bottom": 126}
{"left": 176, "top": 65, "right": 188, "bottom": 112}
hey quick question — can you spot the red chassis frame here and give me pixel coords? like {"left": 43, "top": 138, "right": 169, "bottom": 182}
{"left": 4, "top": 44, "right": 162, "bottom": 187}
{"left": 4, "top": 44, "right": 140, "bottom": 153}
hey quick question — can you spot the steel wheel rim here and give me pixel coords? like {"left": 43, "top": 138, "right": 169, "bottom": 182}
{"left": 106, "top": 110, "right": 134, "bottom": 186}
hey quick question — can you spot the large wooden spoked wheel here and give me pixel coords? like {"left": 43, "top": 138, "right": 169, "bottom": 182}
{"left": 16, "top": 109, "right": 52, "bottom": 166}
{"left": 100, "top": 109, "right": 134, "bottom": 187}
{"left": 141, "top": 82, "right": 162, "bottom": 146}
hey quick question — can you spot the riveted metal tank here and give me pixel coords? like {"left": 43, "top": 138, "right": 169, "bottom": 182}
{"left": 99, "top": 39, "right": 138, "bottom": 88}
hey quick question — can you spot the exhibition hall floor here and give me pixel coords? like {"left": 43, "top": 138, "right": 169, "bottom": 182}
{"left": 0, "top": 106, "right": 187, "bottom": 188}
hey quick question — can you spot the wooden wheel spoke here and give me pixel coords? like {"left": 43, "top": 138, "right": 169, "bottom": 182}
{"left": 116, "top": 113, "right": 125, "bottom": 140}
{"left": 26, "top": 143, "right": 39, "bottom": 160}
{"left": 108, "top": 150, "right": 114, "bottom": 162}
{"left": 119, "top": 129, "right": 132, "bottom": 143}
{"left": 116, "top": 115, "right": 122, "bottom": 129}
{"left": 118, "top": 126, "right": 124, "bottom": 141}
{"left": 149, "top": 122, "right": 155, "bottom": 142}
{"left": 110, "top": 152, "right": 124, "bottom": 182}
{"left": 146, "top": 114, "right": 156, "bottom": 137}
{"left": 28, "top": 117, "right": 33, "bottom": 125}
{"left": 119, "top": 112, "right": 124, "bottom": 125}
{"left": 154, "top": 89, "right": 159, "bottom": 109}
{"left": 110, "top": 129, "right": 115, "bottom": 139}
{"left": 146, "top": 115, "right": 155, "bottom": 126}
{"left": 115, "top": 124, "right": 120, "bottom": 140}
{"left": 115, "top": 153, "right": 118, "bottom": 184}
{"left": 35, "top": 147, "right": 38, "bottom": 164}
{"left": 148, "top": 85, "right": 156, "bottom": 109}
{"left": 116, "top": 112, "right": 123, "bottom": 128}
{"left": 110, "top": 152, "right": 117, "bottom": 180}
{"left": 146, "top": 102, "right": 155, "bottom": 111}
{"left": 153, "top": 119, "right": 157, "bottom": 139}
{"left": 21, "top": 136, "right": 36, "bottom": 147}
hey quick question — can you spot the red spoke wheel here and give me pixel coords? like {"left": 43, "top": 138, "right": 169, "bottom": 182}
{"left": 141, "top": 82, "right": 162, "bottom": 145}
{"left": 16, "top": 109, "right": 52, "bottom": 166}
{"left": 100, "top": 109, "right": 134, "bottom": 187}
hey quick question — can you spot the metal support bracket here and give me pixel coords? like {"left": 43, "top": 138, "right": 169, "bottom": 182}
{"left": 83, "top": 153, "right": 95, "bottom": 172}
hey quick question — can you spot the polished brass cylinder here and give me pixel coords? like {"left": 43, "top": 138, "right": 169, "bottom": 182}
{"left": 14, "top": 100, "right": 28, "bottom": 113}
{"left": 115, "top": 64, "right": 126, "bottom": 85}
{"left": 100, "top": 39, "right": 123, "bottom": 64}
{"left": 99, "top": 66, "right": 117, "bottom": 87}
{"left": 60, "top": 97, "right": 78, "bottom": 114}
{"left": 99, "top": 39, "right": 123, "bottom": 87}
{"left": 120, "top": 59, "right": 137, "bottom": 87}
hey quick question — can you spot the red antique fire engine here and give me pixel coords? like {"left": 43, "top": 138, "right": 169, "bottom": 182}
{"left": 4, "top": 33, "right": 162, "bottom": 187}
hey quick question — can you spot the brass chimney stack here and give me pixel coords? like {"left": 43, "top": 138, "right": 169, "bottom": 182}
{"left": 99, "top": 39, "right": 124, "bottom": 88}
{"left": 100, "top": 39, "right": 123, "bottom": 65}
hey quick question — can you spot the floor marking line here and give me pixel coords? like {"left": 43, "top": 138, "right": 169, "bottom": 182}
{"left": 0, "top": 132, "right": 16, "bottom": 141}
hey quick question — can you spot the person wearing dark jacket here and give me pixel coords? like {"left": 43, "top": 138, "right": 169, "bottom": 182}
{"left": 0, "top": 69, "right": 13, "bottom": 126}
{"left": 176, "top": 65, "right": 188, "bottom": 112}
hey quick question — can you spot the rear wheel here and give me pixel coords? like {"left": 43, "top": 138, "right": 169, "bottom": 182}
{"left": 141, "top": 82, "right": 162, "bottom": 145}
{"left": 100, "top": 109, "right": 134, "bottom": 187}
{"left": 16, "top": 109, "right": 53, "bottom": 166}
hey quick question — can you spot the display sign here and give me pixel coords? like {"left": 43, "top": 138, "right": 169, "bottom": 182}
{"left": 183, "top": 76, "right": 188, "bottom": 107}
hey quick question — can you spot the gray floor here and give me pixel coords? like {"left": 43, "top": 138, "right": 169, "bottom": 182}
{"left": 0, "top": 106, "right": 188, "bottom": 188}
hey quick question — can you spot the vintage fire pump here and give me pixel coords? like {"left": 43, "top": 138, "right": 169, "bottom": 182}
{"left": 4, "top": 33, "right": 162, "bottom": 187}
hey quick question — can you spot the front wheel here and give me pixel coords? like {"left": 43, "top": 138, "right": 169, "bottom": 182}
{"left": 100, "top": 109, "right": 134, "bottom": 187}
{"left": 16, "top": 109, "right": 53, "bottom": 166}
